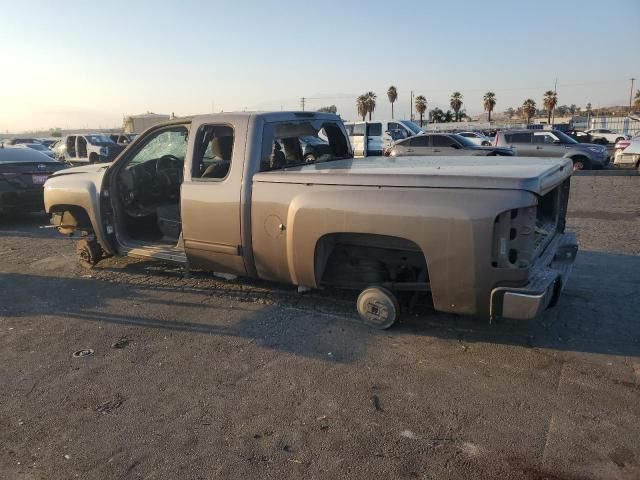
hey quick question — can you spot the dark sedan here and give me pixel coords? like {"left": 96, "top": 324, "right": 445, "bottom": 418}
{"left": 389, "top": 133, "right": 514, "bottom": 157}
{"left": 0, "top": 147, "right": 67, "bottom": 215}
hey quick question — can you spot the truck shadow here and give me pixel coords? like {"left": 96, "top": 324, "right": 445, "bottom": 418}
{"left": 0, "top": 250, "right": 638, "bottom": 361}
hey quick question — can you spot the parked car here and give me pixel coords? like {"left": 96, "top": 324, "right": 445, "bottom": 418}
{"left": 0, "top": 146, "right": 67, "bottom": 215}
{"left": 39, "top": 139, "right": 58, "bottom": 149}
{"left": 390, "top": 133, "right": 514, "bottom": 157}
{"left": 17, "top": 143, "right": 57, "bottom": 159}
{"left": 60, "top": 134, "right": 125, "bottom": 164}
{"left": 457, "top": 131, "right": 493, "bottom": 146}
{"left": 564, "top": 129, "right": 607, "bottom": 145}
{"left": 584, "top": 128, "right": 630, "bottom": 144}
{"left": 109, "top": 133, "right": 136, "bottom": 145}
{"left": 44, "top": 111, "right": 577, "bottom": 328}
{"left": 2, "top": 137, "right": 42, "bottom": 147}
{"left": 613, "top": 138, "right": 640, "bottom": 170}
{"left": 494, "top": 129, "right": 609, "bottom": 170}
{"left": 344, "top": 120, "right": 423, "bottom": 157}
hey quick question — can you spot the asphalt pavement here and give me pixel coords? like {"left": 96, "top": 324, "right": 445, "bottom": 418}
{"left": 0, "top": 174, "right": 639, "bottom": 480}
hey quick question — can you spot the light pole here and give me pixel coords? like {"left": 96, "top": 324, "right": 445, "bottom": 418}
{"left": 629, "top": 78, "right": 636, "bottom": 114}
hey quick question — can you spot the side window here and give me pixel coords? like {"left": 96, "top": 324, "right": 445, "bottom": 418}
{"left": 352, "top": 123, "right": 365, "bottom": 136}
{"left": 193, "top": 125, "right": 234, "bottom": 179}
{"left": 533, "top": 132, "right": 559, "bottom": 144}
{"left": 367, "top": 123, "right": 382, "bottom": 136}
{"left": 127, "top": 127, "right": 188, "bottom": 167}
{"left": 505, "top": 132, "right": 532, "bottom": 143}
{"left": 411, "top": 136, "right": 429, "bottom": 147}
{"left": 432, "top": 135, "right": 453, "bottom": 147}
{"left": 387, "top": 122, "right": 403, "bottom": 131}
{"left": 344, "top": 124, "right": 354, "bottom": 136}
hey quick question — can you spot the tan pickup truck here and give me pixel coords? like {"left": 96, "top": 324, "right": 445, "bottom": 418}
{"left": 44, "top": 112, "right": 578, "bottom": 328}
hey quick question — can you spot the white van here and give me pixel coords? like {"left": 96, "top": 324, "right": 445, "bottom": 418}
{"left": 344, "top": 120, "right": 423, "bottom": 157}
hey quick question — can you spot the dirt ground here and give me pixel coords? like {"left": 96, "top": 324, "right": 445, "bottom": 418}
{"left": 1, "top": 173, "right": 639, "bottom": 480}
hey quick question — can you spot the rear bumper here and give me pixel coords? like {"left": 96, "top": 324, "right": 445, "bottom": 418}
{"left": 0, "top": 188, "right": 44, "bottom": 213}
{"left": 490, "top": 232, "right": 578, "bottom": 320}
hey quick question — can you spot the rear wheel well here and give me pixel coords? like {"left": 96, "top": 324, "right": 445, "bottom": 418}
{"left": 314, "top": 233, "right": 428, "bottom": 290}
{"left": 49, "top": 205, "right": 93, "bottom": 235}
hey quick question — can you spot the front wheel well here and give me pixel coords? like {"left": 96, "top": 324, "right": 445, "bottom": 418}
{"left": 314, "top": 233, "right": 428, "bottom": 290}
{"left": 49, "top": 205, "right": 93, "bottom": 235}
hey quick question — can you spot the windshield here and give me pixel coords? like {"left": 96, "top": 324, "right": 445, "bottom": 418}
{"left": 451, "top": 134, "right": 477, "bottom": 147}
{"left": 261, "top": 120, "right": 352, "bottom": 171}
{"left": 400, "top": 120, "right": 423, "bottom": 135}
{"left": 553, "top": 130, "right": 578, "bottom": 144}
{"left": 85, "top": 134, "right": 116, "bottom": 146}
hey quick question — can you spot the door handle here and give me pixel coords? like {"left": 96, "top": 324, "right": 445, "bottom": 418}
{"left": 433, "top": 149, "right": 440, "bottom": 152}
{"left": 406, "top": 149, "right": 414, "bottom": 152}
{"left": 536, "top": 146, "right": 543, "bottom": 149}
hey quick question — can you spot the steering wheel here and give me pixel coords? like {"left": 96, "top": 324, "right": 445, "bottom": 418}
{"left": 156, "top": 154, "right": 180, "bottom": 173}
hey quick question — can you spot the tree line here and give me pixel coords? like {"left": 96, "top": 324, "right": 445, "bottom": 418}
{"left": 316, "top": 87, "right": 640, "bottom": 124}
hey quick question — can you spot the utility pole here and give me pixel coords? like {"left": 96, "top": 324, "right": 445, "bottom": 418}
{"left": 410, "top": 90, "right": 414, "bottom": 121}
{"left": 300, "top": 97, "right": 306, "bottom": 111}
{"left": 629, "top": 78, "right": 636, "bottom": 113}
{"left": 551, "top": 77, "right": 558, "bottom": 125}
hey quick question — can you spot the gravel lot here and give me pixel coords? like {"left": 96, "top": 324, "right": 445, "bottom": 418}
{"left": 1, "top": 173, "right": 639, "bottom": 480}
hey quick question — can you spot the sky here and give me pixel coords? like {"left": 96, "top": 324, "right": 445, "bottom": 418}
{"left": 0, "top": 0, "right": 639, "bottom": 132}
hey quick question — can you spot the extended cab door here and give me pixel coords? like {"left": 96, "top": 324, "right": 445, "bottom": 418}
{"left": 365, "top": 122, "right": 383, "bottom": 155}
{"left": 180, "top": 118, "right": 249, "bottom": 276}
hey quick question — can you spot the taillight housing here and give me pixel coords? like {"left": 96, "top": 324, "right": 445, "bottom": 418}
{"left": 614, "top": 140, "right": 630, "bottom": 151}
{"left": 492, "top": 206, "right": 536, "bottom": 269}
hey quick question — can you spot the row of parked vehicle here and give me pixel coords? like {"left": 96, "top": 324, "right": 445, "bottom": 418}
{"left": 1, "top": 133, "right": 137, "bottom": 164}
{"left": 343, "top": 119, "right": 637, "bottom": 171}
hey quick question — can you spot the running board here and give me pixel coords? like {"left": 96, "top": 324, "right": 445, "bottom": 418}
{"left": 123, "top": 245, "right": 188, "bottom": 265}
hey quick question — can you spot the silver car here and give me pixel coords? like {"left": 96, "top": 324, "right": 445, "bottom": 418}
{"left": 495, "top": 129, "right": 609, "bottom": 170}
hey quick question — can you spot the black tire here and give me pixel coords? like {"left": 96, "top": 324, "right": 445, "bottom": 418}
{"left": 89, "top": 153, "right": 99, "bottom": 164}
{"left": 615, "top": 137, "right": 624, "bottom": 144}
{"left": 571, "top": 156, "right": 591, "bottom": 171}
{"left": 304, "top": 153, "right": 316, "bottom": 163}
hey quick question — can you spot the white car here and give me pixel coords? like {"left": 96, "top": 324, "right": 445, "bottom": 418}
{"left": 585, "top": 129, "right": 630, "bottom": 144}
{"left": 457, "top": 131, "right": 492, "bottom": 146}
{"left": 613, "top": 137, "right": 640, "bottom": 170}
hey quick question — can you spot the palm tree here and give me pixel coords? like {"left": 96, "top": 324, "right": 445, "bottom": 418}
{"left": 364, "top": 91, "right": 377, "bottom": 120}
{"left": 356, "top": 95, "right": 367, "bottom": 121}
{"left": 521, "top": 99, "right": 537, "bottom": 124}
{"left": 483, "top": 92, "right": 496, "bottom": 122}
{"left": 450, "top": 92, "right": 463, "bottom": 121}
{"left": 414, "top": 95, "right": 427, "bottom": 127}
{"left": 543, "top": 90, "right": 557, "bottom": 124}
{"left": 387, "top": 86, "right": 398, "bottom": 119}
{"left": 634, "top": 90, "right": 640, "bottom": 111}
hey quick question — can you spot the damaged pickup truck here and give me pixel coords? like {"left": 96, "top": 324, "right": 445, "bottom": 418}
{"left": 44, "top": 111, "right": 578, "bottom": 328}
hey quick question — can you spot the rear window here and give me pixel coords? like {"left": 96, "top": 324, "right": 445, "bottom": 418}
{"left": 432, "top": 135, "right": 455, "bottom": 147}
{"left": 504, "top": 132, "right": 532, "bottom": 143}
{"left": 260, "top": 120, "right": 352, "bottom": 171}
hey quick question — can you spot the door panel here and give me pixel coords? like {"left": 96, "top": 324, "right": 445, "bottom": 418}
{"left": 181, "top": 119, "right": 249, "bottom": 275}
